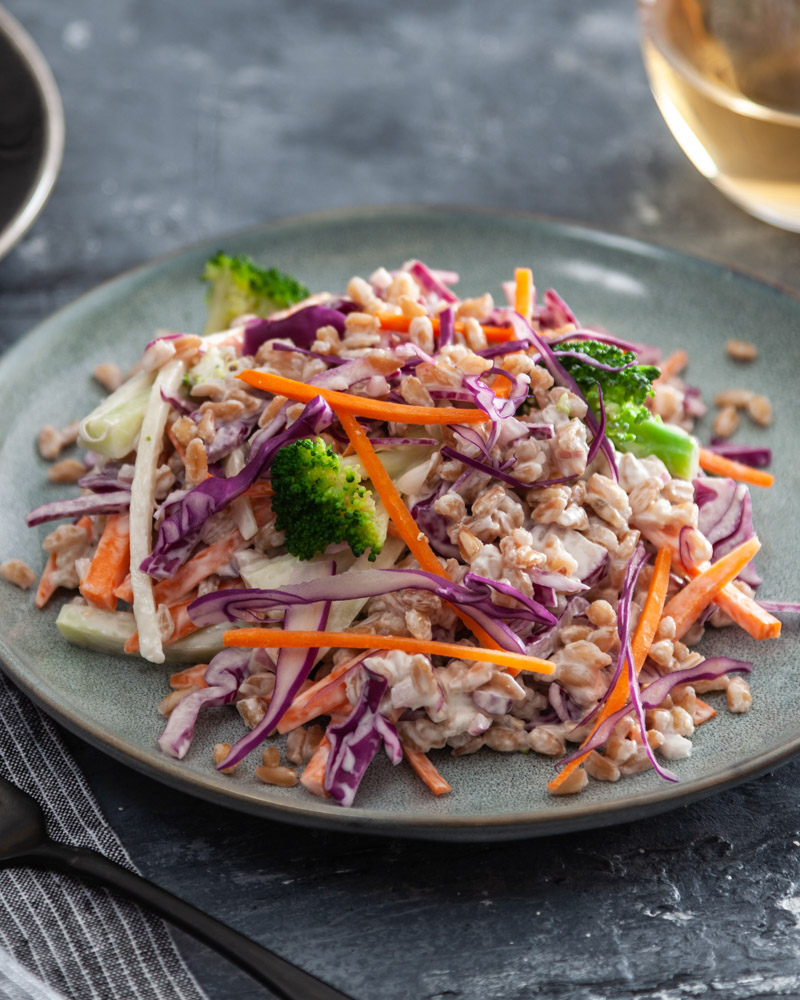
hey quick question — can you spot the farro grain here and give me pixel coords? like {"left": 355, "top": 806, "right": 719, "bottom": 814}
{"left": 726, "top": 339, "right": 758, "bottom": 362}
{"left": 213, "top": 743, "right": 239, "bottom": 773}
{"left": 92, "top": 362, "right": 123, "bottom": 392}
{"left": 727, "top": 676, "right": 752, "bottom": 713}
{"left": 714, "top": 388, "right": 754, "bottom": 408}
{"left": 747, "top": 394, "right": 772, "bottom": 427}
{"left": 548, "top": 767, "right": 588, "bottom": 795}
{"left": 712, "top": 405, "right": 739, "bottom": 439}
{"left": 0, "top": 559, "right": 36, "bottom": 589}
{"left": 255, "top": 764, "right": 299, "bottom": 787}
{"left": 47, "top": 458, "right": 86, "bottom": 483}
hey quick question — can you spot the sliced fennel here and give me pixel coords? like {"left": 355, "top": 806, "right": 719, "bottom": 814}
{"left": 56, "top": 604, "right": 228, "bottom": 662}
{"left": 341, "top": 444, "right": 433, "bottom": 486}
{"left": 78, "top": 370, "right": 155, "bottom": 459}
{"left": 129, "top": 359, "right": 185, "bottom": 664}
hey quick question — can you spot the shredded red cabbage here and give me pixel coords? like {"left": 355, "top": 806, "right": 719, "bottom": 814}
{"left": 547, "top": 328, "right": 650, "bottom": 355}
{"left": 141, "top": 396, "right": 333, "bottom": 580}
{"left": 204, "top": 419, "right": 255, "bottom": 465}
{"left": 477, "top": 339, "right": 533, "bottom": 360}
{"left": 77, "top": 466, "right": 131, "bottom": 494}
{"left": 26, "top": 490, "right": 132, "bottom": 526}
{"left": 440, "top": 443, "right": 576, "bottom": 491}
{"left": 405, "top": 260, "right": 459, "bottom": 304}
{"left": 621, "top": 548, "right": 678, "bottom": 783}
{"left": 269, "top": 342, "right": 350, "bottom": 366}
{"left": 556, "top": 656, "right": 753, "bottom": 768}
{"left": 438, "top": 306, "right": 455, "bottom": 349}
{"left": 694, "top": 477, "right": 761, "bottom": 588}
{"left": 188, "top": 567, "right": 534, "bottom": 651}
{"left": 158, "top": 649, "right": 251, "bottom": 759}
{"left": 551, "top": 351, "right": 638, "bottom": 374}
{"left": 160, "top": 388, "right": 197, "bottom": 415}
{"left": 410, "top": 484, "right": 461, "bottom": 560}
{"left": 145, "top": 332, "right": 183, "bottom": 352}
{"left": 324, "top": 666, "right": 403, "bottom": 807}
{"left": 242, "top": 305, "right": 349, "bottom": 356}
{"left": 706, "top": 440, "right": 772, "bottom": 469}
{"left": 217, "top": 563, "right": 335, "bottom": 771}
{"left": 585, "top": 382, "right": 607, "bottom": 468}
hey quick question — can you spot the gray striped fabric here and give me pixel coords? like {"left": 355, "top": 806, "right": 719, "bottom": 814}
{"left": 0, "top": 672, "right": 208, "bottom": 1000}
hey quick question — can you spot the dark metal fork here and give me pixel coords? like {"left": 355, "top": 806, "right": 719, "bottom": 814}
{"left": 0, "top": 772, "right": 354, "bottom": 1000}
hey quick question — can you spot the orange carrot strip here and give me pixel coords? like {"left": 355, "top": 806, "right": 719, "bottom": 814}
{"left": 654, "top": 349, "right": 688, "bottom": 381}
{"left": 35, "top": 554, "right": 59, "bottom": 610}
{"left": 334, "top": 408, "right": 504, "bottom": 655}
{"left": 645, "top": 525, "right": 780, "bottom": 641}
{"left": 514, "top": 267, "right": 533, "bottom": 323}
{"left": 237, "top": 370, "right": 488, "bottom": 425}
{"left": 547, "top": 546, "right": 672, "bottom": 794}
{"left": 152, "top": 533, "right": 242, "bottom": 607}
{"left": 277, "top": 654, "right": 365, "bottom": 733}
{"left": 681, "top": 556, "right": 780, "bottom": 640}
{"left": 170, "top": 663, "right": 210, "bottom": 690}
{"left": 698, "top": 447, "right": 774, "bottom": 488}
{"left": 376, "top": 312, "right": 515, "bottom": 344}
{"left": 692, "top": 697, "right": 716, "bottom": 726}
{"left": 278, "top": 681, "right": 349, "bottom": 732}
{"left": 223, "top": 629, "right": 556, "bottom": 675}
{"left": 404, "top": 747, "right": 451, "bottom": 796}
{"left": 79, "top": 513, "right": 131, "bottom": 611}
{"left": 300, "top": 736, "right": 331, "bottom": 798}
{"left": 663, "top": 537, "right": 761, "bottom": 639}
{"left": 114, "top": 574, "right": 134, "bottom": 604}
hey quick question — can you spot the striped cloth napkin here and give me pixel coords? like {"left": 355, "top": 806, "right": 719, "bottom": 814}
{"left": 0, "top": 671, "right": 209, "bottom": 1000}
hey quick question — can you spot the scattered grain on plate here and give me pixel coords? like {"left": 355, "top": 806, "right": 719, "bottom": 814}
{"left": 727, "top": 676, "right": 752, "bottom": 713}
{"left": 747, "top": 394, "right": 772, "bottom": 427}
{"left": 261, "top": 747, "right": 281, "bottom": 768}
{"left": 548, "top": 767, "right": 588, "bottom": 795}
{"left": 92, "top": 362, "right": 123, "bottom": 392}
{"left": 47, "top": 458, "right": 86, "bottom": 483}
{"left": 255, "top": 763, "right": 299, "bottom": 787}
{"left": 726, "top": 339, "right": 758, "bottom": 362}
{"left": 712, "top": 405, "right": 739, "bottom": 439}
{"left": 714, "top": 388, "right": 754, "bottom": 409}
{"left": 213, "top": 742, "right": 239, "bottom": 773}
{"left": 157, "top": 687, "right": 197, "bottom": 716}
{"left": 0, "top": 559, "right": 36, "bottom": 590}
{"left": 37, "top": 424, "right": 64, "bottom": 460}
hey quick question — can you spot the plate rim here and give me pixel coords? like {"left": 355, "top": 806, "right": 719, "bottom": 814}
{"left": 0, "top": 3, "right": 65, "bottom": 261}
{"left": 2, "top": 203, "right": 799, "bottom": 840}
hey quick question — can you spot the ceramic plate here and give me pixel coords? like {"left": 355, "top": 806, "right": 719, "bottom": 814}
{"left": 0, "top": 207, "right": 797, "bottom": 841}
{"left": 0, "top": 5, "right": 64, "bottom": 261}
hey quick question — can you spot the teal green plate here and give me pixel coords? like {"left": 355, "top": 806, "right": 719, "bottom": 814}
{"left": 0, "top": 206, "right": 797, "bottom": 841}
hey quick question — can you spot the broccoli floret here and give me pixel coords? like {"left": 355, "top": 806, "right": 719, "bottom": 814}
{"left": 270, "top": 438, "right": 385, "bottom": 561}
{"left": 553, "top": 340, "right": 699, "bottom": 479}
{"left": 201, "top": 252, "right": 309, "bottom": 335}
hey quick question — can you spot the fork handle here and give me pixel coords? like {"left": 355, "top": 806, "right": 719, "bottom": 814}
{"left": 26, "top": 841, "right": 353, "bottom": 1000}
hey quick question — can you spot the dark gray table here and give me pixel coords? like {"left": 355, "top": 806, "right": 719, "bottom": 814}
{"left": 3, "top": 2, "right": 800, "bottom": 998}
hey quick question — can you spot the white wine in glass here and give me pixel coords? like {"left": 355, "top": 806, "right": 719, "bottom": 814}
{"left": 639, "top": 0, "right": 800, "bottom": 231}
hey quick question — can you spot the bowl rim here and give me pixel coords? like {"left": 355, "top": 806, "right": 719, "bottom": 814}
{"left": 0, "top": 4, "right": 65, "bottom": 261}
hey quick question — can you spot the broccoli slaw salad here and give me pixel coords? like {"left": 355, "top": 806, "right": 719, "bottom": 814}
{"left": 16, "top": 253, "right": 797, "bottom": 808}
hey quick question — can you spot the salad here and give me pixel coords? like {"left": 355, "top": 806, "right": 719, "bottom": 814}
{"left": 17, "top": 252, "right": 793, "bottom": 807}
